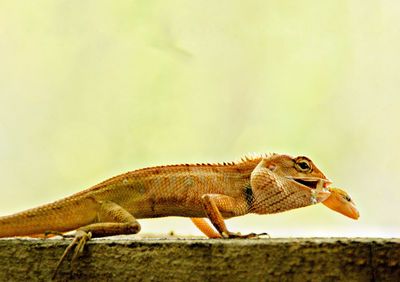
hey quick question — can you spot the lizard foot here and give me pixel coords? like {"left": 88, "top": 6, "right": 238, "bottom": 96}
{"left": 222, "top": 231, "right": 270, "bottom": 239}
{"left": 52, "top": 230, "right": 92, "bottom": 280}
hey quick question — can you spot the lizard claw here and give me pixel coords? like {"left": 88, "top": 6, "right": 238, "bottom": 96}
{"left": 224, "top": 231, "right": 270, "bottom": 239}
{"left": 52, "top": 230, "right": 92, "bottom": 280}
{"left": 253, "top": 232, "right": 271, "bottom": 238}
{"left": 72, "top": 231, "right": 92, "bottom": 264}
{"left": 238, "top": 232, "right": 270, "bottom": 239}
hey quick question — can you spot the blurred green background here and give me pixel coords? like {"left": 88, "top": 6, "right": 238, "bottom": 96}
{"left": 0, "top": 1, "right": 398, "bottom": 237}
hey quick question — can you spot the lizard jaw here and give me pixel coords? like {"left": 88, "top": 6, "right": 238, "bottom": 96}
{"left": 287, "top": 177, "right": 332, "bottom": 203}
{"left": 288, "top": 177, "right": 332, "bottom": 190}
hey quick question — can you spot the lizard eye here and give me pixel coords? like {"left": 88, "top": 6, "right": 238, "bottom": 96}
{"left": 344, "top": 195, "right": 352, "bottom": 202}
{"left": 295, "top": 160, "right": 312, "bottom": 172}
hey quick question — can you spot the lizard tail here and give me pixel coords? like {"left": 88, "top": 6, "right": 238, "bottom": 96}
{"left": 0, "top": 196, "right": 98, "bottom": 238}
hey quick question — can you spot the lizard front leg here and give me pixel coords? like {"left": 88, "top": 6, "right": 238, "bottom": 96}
{"left": 200, "top": 194, "right": 266, "bottom": 238}
{"left": 190, "top": 218, "right": 221, "bottom": 238}
{"left": 53, "top": 200, "right": 140, "bottom": 278}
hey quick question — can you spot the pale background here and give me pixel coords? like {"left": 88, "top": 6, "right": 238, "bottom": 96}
{"left": 0, "top": 1, "right": 398, "bottom": 237}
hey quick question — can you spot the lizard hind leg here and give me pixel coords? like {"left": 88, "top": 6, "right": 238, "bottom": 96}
{"left": 53, "top": 200, "right": 140, "bottom": 279}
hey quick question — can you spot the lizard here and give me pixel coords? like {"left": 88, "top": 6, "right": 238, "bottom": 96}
{"left": 191, "top": 187, "right": 360, "bottom": 238}
{"left": 0, "top": 153, "right": 345, "bottom": 276}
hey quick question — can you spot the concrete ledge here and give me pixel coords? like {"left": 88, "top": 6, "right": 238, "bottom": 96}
{"left": 0, "top": 237, "right": 399, "bottom": 281}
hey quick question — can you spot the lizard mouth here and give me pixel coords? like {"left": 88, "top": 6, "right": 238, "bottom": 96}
{"left": 289, "top": 177, "right": 332, "bottom": 190}
{"left": 294, "top": 179, "right": 320, "bottom": 189}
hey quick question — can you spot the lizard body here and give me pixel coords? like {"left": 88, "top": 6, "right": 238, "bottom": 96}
{"left": 0, "top": 154, "right": 332, "bottom": 238}
{"left": 0, "top": 153, "right": 358, "bottom": 277}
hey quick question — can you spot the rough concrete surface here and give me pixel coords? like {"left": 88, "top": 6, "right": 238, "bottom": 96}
{"left": 0, "top": 237, "right": 398, "bottom": 281}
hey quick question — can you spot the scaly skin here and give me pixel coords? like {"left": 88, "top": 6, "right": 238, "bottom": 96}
{"left": 0, "top": 153, "right": 356, "bottom": 276}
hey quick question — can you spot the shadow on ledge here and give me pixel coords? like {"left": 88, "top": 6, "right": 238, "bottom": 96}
{"left": 0, "top": 237, "right": 398, "bottom": 281}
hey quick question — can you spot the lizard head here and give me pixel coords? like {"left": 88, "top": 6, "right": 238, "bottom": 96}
{"left": 257, "top": 154, "right": 333, "bottom": 203}
{"left": 322, "top": 188, "right": 360, "bottom": 220}
{"left": 264, "top": 154, "right": 331, "bottom": 191}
